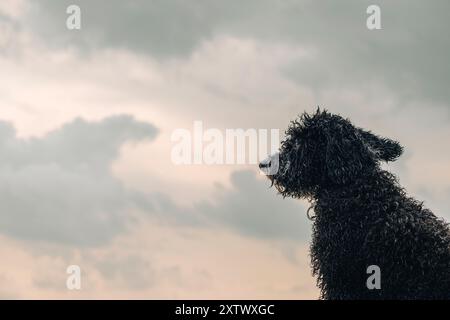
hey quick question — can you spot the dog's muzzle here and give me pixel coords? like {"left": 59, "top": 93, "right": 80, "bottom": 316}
{"left": 259, "top": 152, "right": 279, "bottom": 176}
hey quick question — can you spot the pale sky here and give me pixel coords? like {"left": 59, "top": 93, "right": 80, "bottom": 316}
{"left": 0, "top": 0, "right": 449, "bottom": 299}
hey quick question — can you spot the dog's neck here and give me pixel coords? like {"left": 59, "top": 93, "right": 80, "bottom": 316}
{"left": 315, "top": 168, "right": 401, "bottom": 205}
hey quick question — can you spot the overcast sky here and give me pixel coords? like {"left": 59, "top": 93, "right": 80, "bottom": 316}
{"left": 0, "top": 0, "right": 448, "bottom": 299}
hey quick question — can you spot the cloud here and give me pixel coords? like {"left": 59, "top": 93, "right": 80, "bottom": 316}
{"left": 0, "top": 115, "right": 157, "bottom": 245}
{"left": 110, "top": 166, "right": 315, "bottom": 245}
{"left": 134, "top": 169, "right": 313, "bottom": 244}
{"left": 197, "top": 170, "right": 312, "bottom": 242}
{"left": 95, "top": 254, "right": 156, "bottom": 290}
{"left": 274, "top": 0, "right": 450, "bottom": 106}
{"left": 23, "top": 0, "right": 450, "bottom": 106}
{"left": 24, "top": 0, "right": 267, "bottom": 57}
{"left": 0, "top": 114, "right": 313, "bottom": 247}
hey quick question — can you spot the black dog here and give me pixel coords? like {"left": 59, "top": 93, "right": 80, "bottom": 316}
{"left": 260, "top": 109, "right": 450, "bottom": 299}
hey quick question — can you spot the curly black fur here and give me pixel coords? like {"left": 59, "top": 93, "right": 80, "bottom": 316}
{"left": 261, "top": 109, "right": 450, "bottom": 299}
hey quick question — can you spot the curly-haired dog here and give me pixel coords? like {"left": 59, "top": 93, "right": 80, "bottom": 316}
{"left": 260, "top": 109, "right": 450, "bottom": 299}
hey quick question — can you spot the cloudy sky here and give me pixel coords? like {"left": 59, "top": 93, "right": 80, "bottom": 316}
{"left": 0, "top": 0, "right": 448, "bottom": 299}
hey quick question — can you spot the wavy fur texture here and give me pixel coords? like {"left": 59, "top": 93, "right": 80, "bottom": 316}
{"left": 263, "top": 109, "right": 450, "bottom": 299}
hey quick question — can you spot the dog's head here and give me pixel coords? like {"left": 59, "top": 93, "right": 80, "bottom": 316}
{"left": 260, "top": 109, "right": 403, "bottom": 198}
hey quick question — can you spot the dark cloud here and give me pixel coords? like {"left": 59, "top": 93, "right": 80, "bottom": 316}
{"left": 25, "top": 0, "right": 263, "bottom": 57}
{"left": 25, "top": 0, "right": 450, "bottom": 105}
{"left": 273, "top": 0, "right": 450, "bottom": 106}
{"left": 0, "top": 115, "right": 157, "bottom": 245}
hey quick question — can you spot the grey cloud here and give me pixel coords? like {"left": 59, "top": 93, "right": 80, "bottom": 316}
{"left": 148, "top": 169, "right": 313, "bottom": 243}
{"left": 0, "top": 115, "right": 157, "bottom": 246}
{"left": 197, "top": 170, "right": 312, "bottom": 242}
{"left": 135, "top": 169, "right": 313, "bottom": 243}
{"left": 274, "top": 0, "right": 450, "bottom": 106}
{"left": 25, "top": 0, "right": 262, "bottom": 57}
{"left": 0, "top": 114, "right": 312, "bottom": 246}
{"left": 25, "top": 0, "right": 450, "bottom": 106}
{"left": 129, "top": 187, "right": 207, "bottom": 228}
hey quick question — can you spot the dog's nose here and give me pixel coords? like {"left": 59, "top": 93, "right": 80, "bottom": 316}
{"left": 259, "top": 158, "right": 271, "bottom": 169}
{"left": 259, "top": 161, "right": 270, "bottom": 169}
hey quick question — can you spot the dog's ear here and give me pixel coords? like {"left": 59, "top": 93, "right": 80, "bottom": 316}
{"left": 356, "top": 128, "right": 403, "bottom": 162}
{"left": 324, "top": 126, "right": 371, "bottom": 185}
